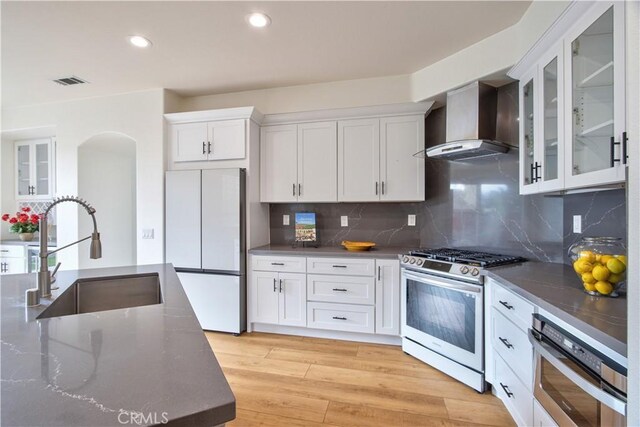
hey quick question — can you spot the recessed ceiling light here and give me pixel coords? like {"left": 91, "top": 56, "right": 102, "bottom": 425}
{"left": 246, "top": 13, "right": 271, "bottom": 28}
{"left": 129, "top": 35, "right": 152, "bottom": 48}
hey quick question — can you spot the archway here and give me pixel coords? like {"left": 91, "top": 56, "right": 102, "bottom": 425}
{"left": 77, "top": 132, "right": 136, "bottom": 268}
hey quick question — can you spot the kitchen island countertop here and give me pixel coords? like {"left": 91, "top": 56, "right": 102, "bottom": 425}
{"left": 249, "top": 244, "right": 410, "bottom": 259}
{"left": 1, "top": 263, "right": 235, "bottom": 427}
{"left": 486, "top": 261, "right": 627, "bottom": 357}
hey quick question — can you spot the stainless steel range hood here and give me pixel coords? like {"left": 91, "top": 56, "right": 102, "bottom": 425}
{"left": 422, "top": 82, "right": 511, "bottom": 160}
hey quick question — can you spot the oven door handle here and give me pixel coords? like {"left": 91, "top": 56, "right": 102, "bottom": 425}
{"left": 529, "top": 330, "right": 626, "bottom": 416}
{"left": 402, "top": 271, "right": 481, "bottom": 294}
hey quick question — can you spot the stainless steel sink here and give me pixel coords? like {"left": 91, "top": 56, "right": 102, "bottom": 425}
{"left": 37, "top": 273, "right": 162, "bottom": 319}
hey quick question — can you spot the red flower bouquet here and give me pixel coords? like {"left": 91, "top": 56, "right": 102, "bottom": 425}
{"left": 1, "top": 207, "right": 41, "bottom": 234}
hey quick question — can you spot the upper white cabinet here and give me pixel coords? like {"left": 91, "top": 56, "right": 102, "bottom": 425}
{"left": 260, "top": 121, "right": 337, "bottom": 203}
{"left": 15, "top": 138, "right": 55, "bottom": 200}
{"left": 338, "top": 119, "right": 380, "bottom": 201}
{"left": 172, "top": 119, "right": 245, "bottom": 162}
{"left": 510, "top": 1, "right": 626, "bottom": 194}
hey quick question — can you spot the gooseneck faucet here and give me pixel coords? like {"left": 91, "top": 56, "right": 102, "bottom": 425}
{"left": 25, "top": 196, "right": 102, "bottom": 307}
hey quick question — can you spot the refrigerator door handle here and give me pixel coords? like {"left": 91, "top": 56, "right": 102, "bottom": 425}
{"left": 279, "top": 279, "right": 283, "bottom": 293}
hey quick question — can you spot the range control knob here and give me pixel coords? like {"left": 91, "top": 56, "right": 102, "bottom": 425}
{"left": 409, "top": 258, "right": 416, "bottom": 265}
{"left": 471, "top": 268, "right": 480, "bottom": 276}
{"left": 402, "top": 256, "right": 410, "bottom": 263}
{"left": 416, "top": 259, "right": 424, "bottom": 266}
{"left": 460, "top": 266, "right": 470, "bottom": 274}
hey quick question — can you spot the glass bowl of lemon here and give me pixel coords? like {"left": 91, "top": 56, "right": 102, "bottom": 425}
{"left": 568, "top": 237, "right": 627, "bottom": 297}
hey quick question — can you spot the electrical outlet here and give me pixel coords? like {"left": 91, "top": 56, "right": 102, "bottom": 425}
{"left": 142, "top": 229, "right": 154, "bottom": 239}
{"left": 408, "top": 214, "right": 416, "bottom": 226}
{"left": 573, "top": 215, "right": 582, "bottom": 233}
{"left": 341, "top": 216, "right": 349, "bottom": 227}
{"left": 283, "top": 215, "right": 290, "bottom": 226}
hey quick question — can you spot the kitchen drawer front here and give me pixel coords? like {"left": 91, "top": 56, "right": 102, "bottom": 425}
{"left": 251, "top": 255, "right": 306, "bottom": 273}
{"left": 491, "top": 281, "right": 534, "bottom": 332}
{"left": 307, "top": 302, "right": 375, "bottom": 334}
{"left": 307, "top": 274, "right": 375, "bottom": 305}
{"left": 0, "top": 245, "right": 25, "bottom": 258}
{"left": 494, "top": 351, "right": 533, "bottom": 427}
{"left": 492, "top": 308, "right": 533, "bottom": 389}
{"left": 306, "top": 257, "right": 374, "bottom": 276}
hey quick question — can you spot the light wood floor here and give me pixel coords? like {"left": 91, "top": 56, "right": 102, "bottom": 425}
{"left": 205, "top": 332, "right": 515, "bottom": 427}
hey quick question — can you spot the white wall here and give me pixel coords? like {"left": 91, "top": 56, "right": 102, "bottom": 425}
{"left": 78, "top": 133, "right": 136, "bottom": 269}
{"left": 1, "top": 90, "right": 165, "bottom": 269}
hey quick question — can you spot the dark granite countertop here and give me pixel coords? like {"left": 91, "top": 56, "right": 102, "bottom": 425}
{"left": 1, "top": 264, "right": 235, "bottom": 427}
{"left": 249, "top": 244, "right": 410, "bottom": 259}
{"left": 486, "top": 262, "right": 627, "bottom": 357}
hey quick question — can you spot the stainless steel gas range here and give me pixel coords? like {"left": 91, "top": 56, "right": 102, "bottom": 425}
{"left": 400, "top": 248, "right": 526, "bottom": 392}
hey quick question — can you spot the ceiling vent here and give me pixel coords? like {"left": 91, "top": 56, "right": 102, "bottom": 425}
{"left": 52, "top": 76, "right": 89, "bottom": 86}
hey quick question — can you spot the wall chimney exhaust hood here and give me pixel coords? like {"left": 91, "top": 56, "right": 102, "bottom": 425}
{"left": 419, "top": 81, "right": 512, "bottom": 160}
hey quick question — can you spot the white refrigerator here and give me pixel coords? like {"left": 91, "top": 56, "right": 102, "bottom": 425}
{"left": 165, "top": 168, "right": 246, "bottom": 334}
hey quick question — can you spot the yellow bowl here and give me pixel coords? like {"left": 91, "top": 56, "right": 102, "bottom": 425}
{"left": 341, "top": 241, "right": 376, "bottom": 252}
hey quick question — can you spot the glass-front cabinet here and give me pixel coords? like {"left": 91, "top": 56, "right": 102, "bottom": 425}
{"left": 512, "top": 1, "right": 626, "bottom": 195}
{"left": 15, "top": 138, "right": 55, "bottom": 200}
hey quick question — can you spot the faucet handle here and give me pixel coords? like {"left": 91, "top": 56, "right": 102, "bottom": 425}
{"left": 50, "top": 262, "right": 61, "bottom": 280}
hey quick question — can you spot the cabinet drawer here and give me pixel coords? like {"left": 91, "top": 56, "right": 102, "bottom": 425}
{"left": 492, "top": 308, "right": 533, "bottom": 389}
{"left": 251, "top": 256, "right": 306, "bottom": 273}
{"left": 307, "top": 302, "right": 374, "bottom": 334}
{"left": 0, "top": 245, "right": 25, "bottom": 258}
{"left": 306, "top": 257, "right": 374, "bottom": 276}
{"left": 307, "top": 274, "right": 375, "bottom": 305}
{"left": 494, "top": 351, "right": 533, "bottom": 427}
{"left": 492, "top": 281, "right": 534, "bottom": 332}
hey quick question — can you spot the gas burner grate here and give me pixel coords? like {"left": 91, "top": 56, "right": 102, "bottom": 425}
{"left": 409, "top": 248, "right": 526, "bottom": 267}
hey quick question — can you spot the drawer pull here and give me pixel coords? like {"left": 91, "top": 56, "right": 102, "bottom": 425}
{"left": 332, "top": 288, "right": 348, "bottom": 292}
{"left": 499, "top": 337, "right": 514, "bottom": 349}
{"left": 1, "top": 250, "right": 9, "bottom": 253}
{"left": 332, "top": 265, "right": 347, "bottom": 268}
{"left": 279, "top": 279, "right": 283, "bottom": 293}
{"left": 332, "top": 316, "right": 347, "bottom": 320}
{"left": 500, "top": 383, "right": 514, "bottom": 398}
{"left": 499, "top": 300, "right": 514, "bottom": 310}
{"left": 273, "top": 278, "right": 277, "bottom": 292}
{"left": 271, "top": 262, "right": 285, "bottom": 266}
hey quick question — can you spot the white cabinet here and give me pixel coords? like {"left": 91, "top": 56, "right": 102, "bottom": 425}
{"left": 260, "top": 122, "right": 337, "bottom": 203}
{"left": 307, "top": 302, "right": 375, "bottom": 334}
{"left": 494, "top": 351, "right": 534, "bottom": 427}
{"left": 533, "top": 400, "right": 558, "bottom": 427}
{"left": 307, "top": 274, "right": 375, "bottom": 305}
{"left": 172, "top": 119, "right": 245, "bottom": 162}
{"left": 250, "top": 270, "right": 306, "bottom": 327}
{"left": 375, "top": 259, "right": 400, "bottom": 336}
{"left": 307, "top": 257, "right": 375, "bottom": 276}
{"left": 511, "top": 1, "right": 626, "bottom": 194}
{"left": 15, "top": 138, "right": 55, "bottom": 200}
{"left": 0, "top": 256, "right": 26, "bottom": 275}
{"left": 338, "top": 116, "right": 425, "bottom": 202}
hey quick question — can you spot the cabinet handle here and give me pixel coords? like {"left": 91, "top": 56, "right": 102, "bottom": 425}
{"left": 332, "top": 265, "right": 347, "bottom": 268}
{"left": 375, "top": 182, "right": 379, "bottom": 195}
{"left": 610, "top": 136, "right": 621, "bottom": 167}
{"left": 622, "top": 132, "right": 628, "bottom": 165}
{"left": 279, "top": 279, "right": 283, "bottom": 293}
{"left": 332, "top": 288, "right": 347, "bottom": 292}
{"left": 499, "top": 337, "right": 514, "bottom": 349}
{"left": 378, "top": 266, "right": 381, "bottom": 281}
{"left": 381, "top": 181, "right": 385, "bottom": 195}
{"left": 293, "top": 183, "right": 296, "bottom": 197}
{"left": 208, "top": 141, "right": 212, "bottom": 154}
{"left": 499, "top": 300, "right": 514, "bottom": 310}
{"left": 500, "top": 383, "right": 514, "bottom": 398}
{"left": 332, "top": 316, "right": 347, "bottom": 320}
{"left": 271, "top": 262, "right": 285, "bottom": 266}
{"left": 529, "top": 163, "right": 535, "bottom": 184}
{"left": 298, "top": 183, "right": 301, "bottom": 196}
{"left": 202, "top": 141, "right": 206, "bottom": 155}
{"left": 535, "top": 162, "right": 542, "bottom": 182}
{"left": 273, "top": 278, "right": 277, "bottom": 292}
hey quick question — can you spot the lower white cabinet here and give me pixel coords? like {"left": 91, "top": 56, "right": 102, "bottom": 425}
{"left": 375, "top": 259, "right": 400, "bottom": 336}
{"left": 494, "top": 351, "right": 534, "bottom": 427}
{"left": 533, "top": 400, "right": 558, "bottom": 427}
{"left": 307, "top": 302, "right": 375, "bottom": 334}
{"left": 0, "top": 245, "right": 27, "bottom": 275}
{"left": 307, "top": 274, "right": 374, "bottom": 305}
{"left": 251, "top": 270, "right": 306, "bottom": 327}
{"left": 491, "top": 308, "right": 533, "bottom": 388}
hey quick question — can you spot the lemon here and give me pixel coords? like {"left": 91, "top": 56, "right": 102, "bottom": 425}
{"left": 592, "top": 265, "right": 610, "bottom": 281}
{"left": 607, "top": 258, "right": 626, "bottom": 274}
{"left": 574, "top": 259, "right": 593, "bottom": 274}
{"left": 595, "top": 281, "right": 614, "bottom": 295}
{"left": 583, "top": 282, "right": 597, "bottom": 292}
{"left": 581, "top": 272, "right": 596, "bottom": 284}
{"left": 599, "top": 255, "right": 614, "bottom": 264}
{"left": 608, "top": 273, "right": 623, "bottom": 284}
{"left": 579, "top": 250, "right": 596, "bottom": 262}
{"left": 614, "top": 255, "right": 627, "bottom": 266}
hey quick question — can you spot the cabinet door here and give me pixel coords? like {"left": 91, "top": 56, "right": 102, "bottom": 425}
{"left": 278, "top": 273, "right": 306, "bottom": 327}
{"left": 208, "top": 119, "right": 245, "bottom": 160}
{"left": 564, "top": 2, "right": 626, "bottom": 189}
{"left": 33, "top": 139, "right": 53, "bottom": 197}
{"left": 172, "top": 122, "right": 209, "bottom": 162}
{"left": 519, "top": 67, "right": 539, "bottom": 195}
{"left": 165, "top": 170, "right": 202, "bottom": 269}
{"left": 0, "top": 257, "right": 27, "bottom": 275}
{"left": 15, "top": 142, "right": 32, "bottom": 198}
{"left": 375, "top": 259, "right": 400, "bottom": 336}
{"left": 337, "top": 119, "right": 380, "bottom": 202}
{"left": 380, "top": 115, "right": 425, "bottom": 201}
{"left": 251, "top": 271, "right": 279, "bottom": 324}
{"left": 260, "top": 125, "right": 298, "bottom": 202}
{"left": 297, "top": 121, "right": 337, "bottom": 202}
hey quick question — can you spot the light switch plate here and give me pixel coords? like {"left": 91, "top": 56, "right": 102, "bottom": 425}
{"left": 408, "top": 214, "right": 416, "bottom": 226}
{"left": 283, "top": 215, "right": 290, "bottom": 226}
{"left": 142, "top": 229, "right": 154, "bottom": 239}
{"left": 341, "top": 216, "right": 349, "bottom": 227}
{"left": 573, "top": 215, "right": 582, "bottom": 233}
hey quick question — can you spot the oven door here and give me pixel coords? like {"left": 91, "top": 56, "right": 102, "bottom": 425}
{"left": 530, "top": 330, "right": 626, "bottom": 427}
{"left": 401, "top": 269, "right": 483, "bottom": 372}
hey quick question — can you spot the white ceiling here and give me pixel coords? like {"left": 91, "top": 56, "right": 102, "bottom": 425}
{"left": 1, "top": 1, "right": 531, "bottom": 108}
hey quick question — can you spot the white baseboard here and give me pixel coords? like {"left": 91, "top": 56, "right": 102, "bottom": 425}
{"left": 250, "top": 323, "right": 402, "bottom": 346}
